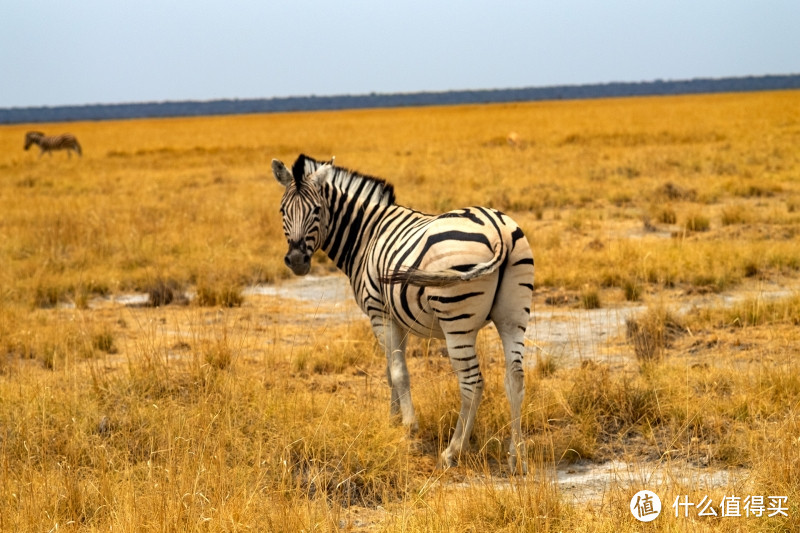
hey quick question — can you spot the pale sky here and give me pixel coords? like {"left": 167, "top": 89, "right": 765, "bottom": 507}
{"left": 2, "top": 0, "right": 798, "bottom": 109}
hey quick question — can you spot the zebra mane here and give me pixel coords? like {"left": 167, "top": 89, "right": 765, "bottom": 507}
{"left": 292, "top": 154, "right": 396, "bottom": 206}
{"left": 291, "top": 154, "right": 309, "bottom": 189}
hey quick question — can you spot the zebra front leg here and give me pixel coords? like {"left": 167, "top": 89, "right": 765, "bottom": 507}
{"left": 373, "top": 318, "right": 417, "bottom": 431}
{"left": 385, "top": 364, "right": 400, "bottom": 417}
{"left": 441, "top": 331, "right": 483, "bottom": 468}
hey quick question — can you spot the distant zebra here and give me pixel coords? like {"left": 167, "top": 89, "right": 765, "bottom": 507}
{"left": 272, "top": 154, "right": 534, "bottom": 473}
{"left": 24, "top": 131, "right": 82, "bottom": 157}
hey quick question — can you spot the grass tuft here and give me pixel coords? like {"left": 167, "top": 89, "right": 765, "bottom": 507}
{"left": 626, "top": 305, "right": 684, "bottom": 361}
{"left": 195, "top": 280, "right": 244, "bottom": 307}
{"left": 92, "top": 328, "right": 117, "bottom": 354}
{"left": 684, "top": 212, "right": 711, "bottom": 232}
{"left": 656, "top": 181, "right": 696, "bottom": 201}
{"left": 145, "top": 278, "right": 184, "bottom": 307}
{"left": 580, "top": 286, "right": 602, "bottom": 309}
{"left": 623, "top": 278, "right": 643, "bottom": 301}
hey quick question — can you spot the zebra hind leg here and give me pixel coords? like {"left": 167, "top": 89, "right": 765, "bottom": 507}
{"left": 440, "top": 330, "right": 483, "bottom": 468}
{"left": 496, "top": 321, "right": 528, "bottom": 475}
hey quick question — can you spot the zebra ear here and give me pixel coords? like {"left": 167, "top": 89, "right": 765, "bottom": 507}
{"left": 310, "top": 164, "right": 334, "bottom": 188}
{"left": 272, "top": 159, "right": 293, "bottom": 187}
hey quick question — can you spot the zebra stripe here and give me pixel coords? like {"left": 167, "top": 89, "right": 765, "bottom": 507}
{"left": 24, "top": 131, "right": 82, "bottom": 157}
{"left": 272, "top": 154, "right": 534, "bottom": 473}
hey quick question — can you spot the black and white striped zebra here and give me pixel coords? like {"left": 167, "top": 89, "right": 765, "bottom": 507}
{"left": 272, "top": 154, "right": 534, "bottom": 473}
{"left": 24, "top": 131, "right": 82, "bottom": 157}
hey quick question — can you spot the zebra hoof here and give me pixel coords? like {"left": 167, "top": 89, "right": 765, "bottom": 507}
{"left": 401, "top": 417, "right": 419, "bottom": 434}
{"left": 438, "top": 450, "right": 458, "bottom": 470}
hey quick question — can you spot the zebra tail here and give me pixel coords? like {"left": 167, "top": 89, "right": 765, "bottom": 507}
{"left": 381, "top": 243, "right": 503, "bottom": 287}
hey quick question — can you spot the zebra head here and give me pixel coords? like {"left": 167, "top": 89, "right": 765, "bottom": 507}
{"left": 24, "top": 131, "right": 44, "bottom": 150}
{"left": 272, "top": 157, "right": 334, "bottom": 276}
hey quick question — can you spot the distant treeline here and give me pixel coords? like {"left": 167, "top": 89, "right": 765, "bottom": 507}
{"left": 3, "top": 74, "right": 799, "bottom": 125}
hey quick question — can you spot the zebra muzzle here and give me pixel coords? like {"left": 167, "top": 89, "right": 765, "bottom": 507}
{"left": 284, "top": 246, "right": 311, "bottom": 276}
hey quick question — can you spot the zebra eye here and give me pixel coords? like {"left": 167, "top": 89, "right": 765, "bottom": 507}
{"left": 312, "top": 206, "right": 321, "bottom": 216}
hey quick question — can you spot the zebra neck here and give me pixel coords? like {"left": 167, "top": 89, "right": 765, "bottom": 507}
{"left": 320, "top": 192, "right": 397, "bottom": 279}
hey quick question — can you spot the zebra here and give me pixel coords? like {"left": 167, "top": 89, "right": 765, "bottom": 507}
{"left": 24, "top": 131, "right": 82, "bottom": 157}
{"left": 272, "top": 154, "right": 534, "bottom": 473}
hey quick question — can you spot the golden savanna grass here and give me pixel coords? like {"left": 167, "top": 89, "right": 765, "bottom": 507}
{"left": 1, "top": 90, "right": 799, "bottom": 531}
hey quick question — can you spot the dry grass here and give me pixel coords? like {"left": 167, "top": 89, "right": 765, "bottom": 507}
{"left": 1, "top": 90, "right": 800, "bottom": 530}
{"left": 626, "top": 305, "right": 684, "bottom": 361}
